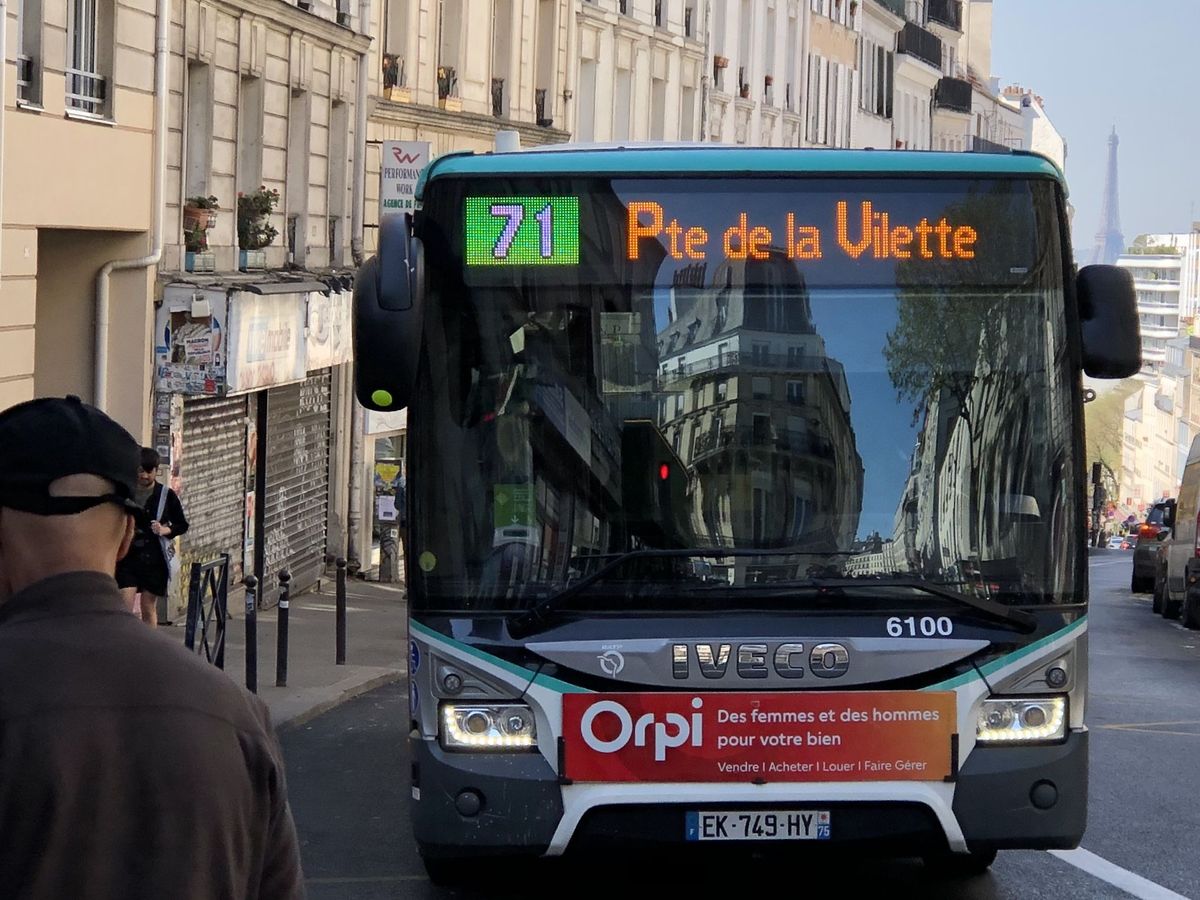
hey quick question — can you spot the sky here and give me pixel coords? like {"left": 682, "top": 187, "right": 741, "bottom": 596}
{"left": 991, "top": 1, "right": 1200, "bottom": 256}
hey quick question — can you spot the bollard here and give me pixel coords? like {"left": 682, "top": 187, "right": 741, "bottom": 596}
{"left": 335, "top": 558, "right": 347, "bottom": 665}
{"left": 276, "top": 570, "right": 291, "bottom": 687}
{"left": 244, "top": 576, "right": 258, "bottom": 694}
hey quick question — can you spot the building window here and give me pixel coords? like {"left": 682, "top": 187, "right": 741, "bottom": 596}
{"left": 860, "top": 41, "right": 894, "bottom": 118}
{"left": 716, "top": 379, "right": 728, "bottom": 402}
{"left": 685, "top": 1, "right": 696, "bottom": 37}
{"left": 328, "top": 100, "right": 351, "bottom": 266}
{"left": 67, "top": 0, "right": 112, "bottom": 116}
{"left": 752, "top": 376, "right": 771, "bottom": 399}
{"left": 383, "top": 0, "right": 411, "bottom": 89}
{"left": 286, "top": 90, "right": 312, "bottom": 265}
{"left": 437, "top": 0, "right": 463, "bottom": 99}
{"left": 237, "top": 77, "right": 265, "bottom": 194}
{"left": 17, "top": 0, "right": 44, "bottom": 105}
{"left": 655, "top": 0, "right": 663, "bottom": 27}
{"left": 185, "top": 62, "right": 214, "bottom": 200}
{"left": 787, "top": 380, "right": 805, "bottom": 406}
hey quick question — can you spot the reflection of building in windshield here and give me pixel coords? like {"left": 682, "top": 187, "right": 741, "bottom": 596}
{"left": 655, "top": 248, "right": 863, "bottom": 582}
{"left": 882, "top": 297, "right": 1070, "bottom": 596}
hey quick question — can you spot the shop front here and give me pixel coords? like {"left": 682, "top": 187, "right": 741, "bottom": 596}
{"left": 154, "top": 279, "right": 353, "bottom": 613}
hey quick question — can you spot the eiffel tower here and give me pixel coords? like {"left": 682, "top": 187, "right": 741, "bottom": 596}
{"left": 1089, "top": 127, "right": 1125, "bottom": 265}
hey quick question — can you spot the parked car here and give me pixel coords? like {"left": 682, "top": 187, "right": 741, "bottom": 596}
{"left": 1132, "top": 498, "right": 1174, "bottom": 592}
{"left": 1155, "top": 436, "right": 1200, "bottom": 628}
{"left": 1107, "top": 535, "right": 1126, "bottom": 550}
{"left": 1121, "top": 535, "right": 1138, "bottom": 550}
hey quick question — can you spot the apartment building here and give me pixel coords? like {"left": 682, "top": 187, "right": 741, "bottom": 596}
{"left": 573, "top": 0, "right": 706, "bottom": 143}
{"left": 2, "top": 0, "right": 160, "bottom": 437}
{"left": 707, "top": 0, "right": 805, "bottom": 146}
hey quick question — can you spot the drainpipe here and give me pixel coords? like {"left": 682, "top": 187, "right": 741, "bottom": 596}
{"left": 350, "top": 0, "right": 370, "bottom": 267}
{"left": 346, "top": 0, "right": 372, "bottom": 570}
{"left": 94, "top": 0, "right": 169, "bottom": 412}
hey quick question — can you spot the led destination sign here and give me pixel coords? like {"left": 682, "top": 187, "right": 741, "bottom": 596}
{"left": 626, "top": 200, "right": 979, "bottom": 263}
{"left": 459, "top": 178, "right": 1043, "bottom": 288}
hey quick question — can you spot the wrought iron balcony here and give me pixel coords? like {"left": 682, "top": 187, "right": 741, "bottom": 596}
{"left": 897, "top": 22, "right": 942, "bottom": 70}
{"left": 491, "top": 78, "right": 504, "bottom": 117}
{"left": 927, "top": 0, "right": 962, "bottom": 30}
{"left": 66, "top": 68, "right": 107, "bottom": 115}
{"left": 535, "top": 88, "right": 552, "bottom": 127}
{"left": 871, "top": 0, "right": 904, "bottom": 17}
{"left": 16, "top": 55, "right": 33, "bottom": 102}
{"left": 934, "top": 76, "right": 971, "bottom": 113}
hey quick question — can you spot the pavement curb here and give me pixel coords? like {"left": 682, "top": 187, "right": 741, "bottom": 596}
{"left": 273, "top": 668, "right": 407, "bottom": 732}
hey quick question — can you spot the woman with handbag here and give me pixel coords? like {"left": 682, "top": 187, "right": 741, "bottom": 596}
{"left": 116, "top": 447, "right": 189, "bottom": 627}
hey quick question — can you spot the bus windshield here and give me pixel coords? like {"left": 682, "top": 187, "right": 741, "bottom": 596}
{"left": 408, "top": 175, "right": 1080, "bottom": 612}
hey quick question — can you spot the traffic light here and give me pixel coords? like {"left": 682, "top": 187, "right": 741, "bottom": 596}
{"left": 621, "top": 420, "right": 693, "bottom": 547}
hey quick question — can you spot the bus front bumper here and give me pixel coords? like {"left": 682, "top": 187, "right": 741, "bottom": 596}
{"left": 411, "top": 730, "right": 1087, "bottom": 859}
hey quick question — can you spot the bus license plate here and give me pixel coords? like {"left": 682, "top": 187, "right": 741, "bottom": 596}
{"left": 685, "top": 810, "right": 831, "bottom": 841}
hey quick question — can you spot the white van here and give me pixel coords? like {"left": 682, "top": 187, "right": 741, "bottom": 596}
{"left": 1156, "top": 433, "right": 1200, "bottom": 628}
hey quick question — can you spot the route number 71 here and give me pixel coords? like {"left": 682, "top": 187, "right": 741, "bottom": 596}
{"left": 491, "top": 202, "right": 554, "bottom": 260}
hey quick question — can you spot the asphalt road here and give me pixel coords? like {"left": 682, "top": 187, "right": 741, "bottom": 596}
{"left": 281, "top": 553, "right": 1200, "bottom": 899}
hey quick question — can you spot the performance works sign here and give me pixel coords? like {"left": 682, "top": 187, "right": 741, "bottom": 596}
{"left": 380, "top": 141, "right": 430, "bottom": 220}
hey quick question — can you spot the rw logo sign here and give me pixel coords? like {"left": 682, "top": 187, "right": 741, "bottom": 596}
{"left": 380, "top": 140, "right": 430, "bottom": 218}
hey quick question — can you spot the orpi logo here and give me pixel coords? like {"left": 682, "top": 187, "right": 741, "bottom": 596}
{"left": 579, "top": 698, "right": 704, "bottom": 762}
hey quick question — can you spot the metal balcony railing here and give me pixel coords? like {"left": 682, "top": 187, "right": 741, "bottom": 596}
{"left": 897, "top": 22, "right": 942, "bottom": 70}
{"left": 16, "top": 55, "right": 33, "bottom": 102}
{"left": 934, "top": 76, "right": 972, "bottom": 113}
{"left": 692, "top": 425, "right": 833, "bottom": 460}
{"left": 872, "top": 0, "right": 905, "bottom": 17}
{"left": 660, "top": 350, "right": 836, "bottom": 383}
{"left": 66, "top": 68, "right": 107, "bottom": 115}
{"left": 927, "top": 0, "right": 962, "bottom": 29}
{"left": 492, "top": 78, "right": 504, "bottom": 117}
{"left": 970, "top": 135, "right": 1010, "bottom": 154}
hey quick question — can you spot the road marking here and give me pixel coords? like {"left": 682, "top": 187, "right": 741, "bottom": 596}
{"left": 1049, "top": 848, "right": 1191, "bottom": 899}
{"left": 1099, "top": 719, "right": 1200, "bottom": 737}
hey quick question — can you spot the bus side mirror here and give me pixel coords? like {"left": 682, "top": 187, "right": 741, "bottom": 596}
{"left": 353, "top": 214, "right": 426, "bottom": 411}
{"left": 1077, "top": 265, "right": 1140, "bottom": 378}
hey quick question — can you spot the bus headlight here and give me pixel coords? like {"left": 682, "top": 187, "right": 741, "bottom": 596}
{"left": 441, "top": 703, "right": 538, "bottom": 750}
{"left": 976, "top": 697, "right": 1067, "bottom": 744}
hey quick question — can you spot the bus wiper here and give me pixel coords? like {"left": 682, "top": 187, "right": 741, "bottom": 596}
{"left": 764, "top": 577, "right": 1037, "bottom": 632}
{"left": 506, "top": 547, "right": 850, "bottom": 638}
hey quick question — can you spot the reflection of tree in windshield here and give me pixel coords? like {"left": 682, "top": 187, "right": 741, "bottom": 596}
{"left": 880, "top": 184, "right": 1072, "bottom": 598}
{"left": 653, "top": 247, "right": 864, "bottom": 584}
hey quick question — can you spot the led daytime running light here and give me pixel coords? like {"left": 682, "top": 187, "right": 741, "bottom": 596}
{"left": 976, "top": 697, "right": 1067, "bottom": 743}
{"left": 441, "top": 704, "right": 536, "bottom": 750}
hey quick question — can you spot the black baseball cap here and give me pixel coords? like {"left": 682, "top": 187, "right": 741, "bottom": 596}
{"left": 0, "top": 395, "right": 144, "bottom": 517}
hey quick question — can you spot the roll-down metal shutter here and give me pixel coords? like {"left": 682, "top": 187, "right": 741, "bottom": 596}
{"left": 180, "top": 395, "right": 248, "bottom": 581}
{"left": 263, "top": 370, "right": 332, "bottom": 598}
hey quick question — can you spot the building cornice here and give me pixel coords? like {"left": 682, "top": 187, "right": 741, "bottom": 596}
{"left": 370, "top": 98, "right": 570, "bottom": 145}
{"left": 223, "top": 0, "right": 371, "bottom": 51}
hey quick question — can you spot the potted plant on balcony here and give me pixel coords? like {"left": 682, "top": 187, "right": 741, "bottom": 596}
{"left": 183, "top": 195, "right": 219, "bottom": 232}
{"left": 237, "top": 185, "right": 280, "bottom": 271}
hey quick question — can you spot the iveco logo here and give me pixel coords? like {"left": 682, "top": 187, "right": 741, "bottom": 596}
{"left": 671, "top": 642, "right": 850, "bottom": 680}
{"left": 598, "top": 651, "right": 625, "bottom": 677}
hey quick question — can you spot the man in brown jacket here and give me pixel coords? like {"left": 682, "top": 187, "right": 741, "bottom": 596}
{"left": 0, "top": 396, "right": 304, "bottom": 899}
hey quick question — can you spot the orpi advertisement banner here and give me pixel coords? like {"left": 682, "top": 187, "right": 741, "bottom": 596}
{"left": 562, "top": 691, "right": 956, "bottom": 783}
{"left": 380, "top": 140, "right": 430, "bottom": 221}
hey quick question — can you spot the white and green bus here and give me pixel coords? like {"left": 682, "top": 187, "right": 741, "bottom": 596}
{"left": 353, "top": 144, "right": 1139, "bottom": 883}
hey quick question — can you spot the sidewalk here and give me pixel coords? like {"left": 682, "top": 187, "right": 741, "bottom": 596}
{"left": 170, "top": 572, "right": 408, "bottom": 731}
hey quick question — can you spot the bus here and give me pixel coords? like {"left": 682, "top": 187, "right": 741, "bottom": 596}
{"left": 353, "top": 143, "right": 1139, "bottom": 883}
